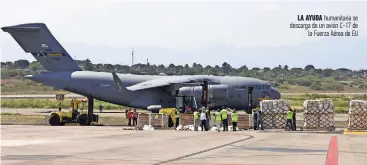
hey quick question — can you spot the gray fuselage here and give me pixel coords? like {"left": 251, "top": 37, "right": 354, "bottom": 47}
{"left": 26, "top": 71, "right": 281, "bottom": 110}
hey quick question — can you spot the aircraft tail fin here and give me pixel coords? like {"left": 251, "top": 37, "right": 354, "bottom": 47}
{"left": 1, "top": 23, "right": 82, "bottom": 72}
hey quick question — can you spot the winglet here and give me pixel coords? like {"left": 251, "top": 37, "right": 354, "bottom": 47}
{"left": 112, "top": 72, "right": 128, "bottom": 91}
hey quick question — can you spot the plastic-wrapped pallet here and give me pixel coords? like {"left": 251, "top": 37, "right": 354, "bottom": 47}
{"left": 318, "top": 99, "right": 334, "bottom": 113}
{"left": 273, "top": 114, "right": 287, "bottom": 128}
{"left": 303, "top": 114, "right": 318, "bottom": 129}
{"left": 303, "top": 99, "right": 335, "bottom": 130}
{"left": 319, "top": 114, "right": 334, "bottom": 128}
{"left": 260, "top": 100, "right": 290, "bottom": 114}
{"left": 348, "top": 100, "right": 367, "bottom": 115}
{"left": 348, "top": 100, "right": 367, "bottom": 130}
{"left": 304, "top": 100, "right": 320, "bottom": 114}
{"left": 273, "top": 100, "right": 290, "bottom": 114}
{"left": 304, "top": 99, "right": 334, "bottom": 113}
{"left": 260, "top": 100, "right": 274, "bottom": 114}
{"left": 262, "top": 114, "right": 273, "bottom": 128}
{"left": 259, "top": 100, "right": 289, "bottom": 129}
{"left": 348, "top": 115, "right": 367, "bottom": 130}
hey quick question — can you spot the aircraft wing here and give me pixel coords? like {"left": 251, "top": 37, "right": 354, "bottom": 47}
{"left": 126, "top": 76, "right": 220, "bottom": 91}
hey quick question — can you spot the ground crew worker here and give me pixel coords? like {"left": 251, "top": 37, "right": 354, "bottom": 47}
{"left": 292, "top": 108, "right": 296, "bottom": 130}
{"left": 200, "top": 110, "right": 207, "bottom": 131}
{"left": 214, "top": 109, "right": 222, "bottom": 132}
{"left": 220, "top": 106, "right": 228, "bottom": 131}
{"left": 99, "top": 104, "right": 103, "bottom": 113}
{"left": 257, "top": 110, "right": 264, "bottom": 130}
{"left": 231, "top": 109, "right": 239, "bottom": 132}
{"left": 285, "top": 108, "right": 294, "bottom": 131}
{"left": 193, "top": 110, "right": 200, "bottom": 131}
{"left": 253, "top": 109, "right": 258, "bottom": 130}
{"left": 133, "top": 109, "right": 138, "bottom": 126}
{"left": 127, "top": 109, "right": 133, "bottom": 126}
{"left": 175, "top": 107, "right": 181, "bottom": 129}
{"left": 205, "top": 108, "right": 211, "bottom": 131}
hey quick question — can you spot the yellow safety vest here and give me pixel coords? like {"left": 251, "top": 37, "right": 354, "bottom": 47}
{"left": 193, "top": 111, "right": 199, "bottom": 120}
{"left": 287, "top": 111, "right": 293, "bottom": 119}
{"left": 232, "top": 112, "right": 239, "bottom": 122}
{"left": 215, "top": 112, "right": 221, "bottom": 121}
{"left": 221, "top": 109, "right": 228, "bottom": 119}
{"left": 175, "top": 110, "right": 181, "bottom": 118}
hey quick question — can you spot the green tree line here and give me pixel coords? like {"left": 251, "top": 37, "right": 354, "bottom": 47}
{"left": 1, "top": 59, "right": 367, "bottom": 91}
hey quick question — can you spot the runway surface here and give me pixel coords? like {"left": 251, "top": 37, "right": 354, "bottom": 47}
{"left": 1, "top": 125, "right": 366, "bottom": 165}
{"left": 1, "top": 93, "right": 366, "bottom": 99}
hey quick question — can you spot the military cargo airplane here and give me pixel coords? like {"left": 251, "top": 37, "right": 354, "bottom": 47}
{"left": 2, "top": 23, "right": 281, "bottom": 113}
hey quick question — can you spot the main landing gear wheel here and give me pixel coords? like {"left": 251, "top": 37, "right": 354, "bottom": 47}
{"left": 77, "top": 114, "right": 89, "bottom": 126}
{"left": 49, "top": 114, "right": 62, "bottom": 126}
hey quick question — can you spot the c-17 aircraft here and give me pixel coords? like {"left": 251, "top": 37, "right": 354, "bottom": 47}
{"left": 2, "top": 23, "right": 281, "bottom": 114}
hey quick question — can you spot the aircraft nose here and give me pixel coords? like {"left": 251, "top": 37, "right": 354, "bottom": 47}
{"left": 271, "top": 88, "right": 281, "bottom": 99}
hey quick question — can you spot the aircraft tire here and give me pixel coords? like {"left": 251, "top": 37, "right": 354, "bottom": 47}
{"left": 77, "top": 114, "right": 88, "bottom": 126}
{"left": 49, "top": 114, "right": 62, "bottom": 126}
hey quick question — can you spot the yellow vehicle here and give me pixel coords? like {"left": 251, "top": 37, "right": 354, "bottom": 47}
{"left": 49, "top": 98, "right": 99, "bottom": 126}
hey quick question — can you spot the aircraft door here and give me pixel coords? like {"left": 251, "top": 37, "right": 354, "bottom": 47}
{"left": 210, "top": 85, "right": 228, "bottom": 100}
{"left": 247, "top": 86, "right": 254, "bottom": 114}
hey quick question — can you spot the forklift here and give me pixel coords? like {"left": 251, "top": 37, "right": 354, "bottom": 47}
{"left": 49, "top": 95, "right": 99, "bottom": 126}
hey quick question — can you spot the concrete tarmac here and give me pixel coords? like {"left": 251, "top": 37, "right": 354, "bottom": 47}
{"left": 1, "top": 125, "right": 367, "bottom": 165}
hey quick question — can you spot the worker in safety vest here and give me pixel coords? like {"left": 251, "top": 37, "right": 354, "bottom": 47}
{"left": 175, "top": 108, "right": 181, "bottom": 129}
{"left": 200, "top": 110, "right": 207, "bottom": 131}
{"left": 253, "top": 105, "right": 260, "bottom": 130}
{"left": 257, "top": 110, "right": 264, "bottom": 130}
{"left": 292, "top": 107, "right": 297, "bottom": 131}
{"left": 214, "top": 109, "right": 222, "bottom": 132}
{"left": 204, "top": 108, "right": 211, "bottom": 131}
{"left": 220, "top": 106, "right": 229, "bottom": 131}
{"left": 231, "top": 109, "right": 239, "bottom": 132}
{"left": 285, "top": 108, "right": 294, "bottom": 131}
{"left": 193, "top": 110, "right": 200, "bottom": 131}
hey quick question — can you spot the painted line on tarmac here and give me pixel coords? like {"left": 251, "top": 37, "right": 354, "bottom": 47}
{"left": 343, "top": 129, "right": 367, "bottom": 135}
{"left": 151, "top": 135, "right": 254, "bottom": 165}
{"left": 325, "top": 136, "right": 338, "bottom": 165}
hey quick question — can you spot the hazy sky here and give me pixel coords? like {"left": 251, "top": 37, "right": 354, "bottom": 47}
{"left": 0, "top": 0, "right": 366, "bottom": 70}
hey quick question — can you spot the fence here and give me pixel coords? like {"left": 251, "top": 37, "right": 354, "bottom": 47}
{"left": 137, "top": 113, "right": 169, "bottom": 129}
{"left": 136, "top": 112, "right": 251, "bottom": 129}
